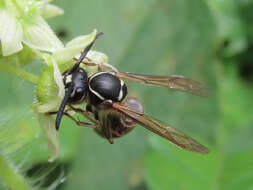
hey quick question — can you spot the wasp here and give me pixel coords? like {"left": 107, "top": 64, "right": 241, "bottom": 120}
{"left": 54, "top": 32, "right": 210, "bottom": 154}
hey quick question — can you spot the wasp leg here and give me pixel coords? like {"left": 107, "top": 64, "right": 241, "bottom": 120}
{"left": 68, "top": 105, "right": 114, "bottom": 143}
{"left": 107, "top": 134, "right": 114, "bottom": 144}
{"left": 80, "top": 56, "right": 102, "bottom": 71}
{"left": 64, "top": 112, "right": 96, "bottom": 128}
{"left": 103, "top": 124, "right": 114, "bottom": 144}
{"left": 111, "top": 130, "right": 122, "bottom": 137}
{"left": 97, "top": 63, "right": 103, "bottom": 72}
{"left": 48, "top": 111, "right": 97, "bottom": 128}
{"left": 73, "top": 57, "right": 117, "bottom": 73}
{"left": 48, "top": 111, "right": 58, "bottom": 115}
{"left": 73, "top": 57, "right": 97, "bottom": 67}
{"left": 67, "top": 32, "right": 103, "bottom": 75}
{"left": 68, "top": 105, "right": 99, "bottom": 125}
{"left": 99, "top": 115, "right": 114, "bottom": 144}
{"left": 108, "top": 135, "right": 114, "bottom": 144}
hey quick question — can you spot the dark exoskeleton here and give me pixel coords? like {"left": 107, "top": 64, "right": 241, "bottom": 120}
{"left": 55, "top": 32, "right": 143, "bottom": 144}
{"left": 53, "top": 31, "right": 211, "bottom": 154}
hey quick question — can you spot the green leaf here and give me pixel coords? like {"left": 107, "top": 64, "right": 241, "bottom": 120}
{"left": 218, "top": 63, "right": 253, "bottom": 146}
{"left": 34, "top": 63, "right": 60, "bottom": 113}
{"left": 2, "top": 0, "right": 252, "bottom": 190}
{"left": 206, "top": 0, "right": 247, "bottom": 56}
{"left": 49, "top": 0, "right": 218, "bottom": 190}
{"left": 145, "top": 137, "right": 218, "bottom": 190}
{"left": 62, "top": 128, "right": 148, "bottom": 190}
{"left": 143, "top": 53, "right": 253, "bottom": 190}
{"left": 0, "top": 108, "right": 39, "bottom": 190}
{"left": 52, "top": 58, "right": 64, "bottom": 99}
{"left": 0, "top": 157, "right": 31, "bottom": 190}
{"left": 53, "top": 29, "right": 98, "bottom": 63}
{"left": 0, "top": 107, "right": 69, "bottom": 189}
{"left": 239, "top": 1, "right": 253, "bottom": 43}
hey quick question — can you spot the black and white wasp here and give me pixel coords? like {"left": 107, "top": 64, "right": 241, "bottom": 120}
{"left": 53, "top": 32, "right": 210, "bottom": 154}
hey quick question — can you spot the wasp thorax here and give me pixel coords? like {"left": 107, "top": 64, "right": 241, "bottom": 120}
{"left": 88, "top": 72, "right": 127, "bottom": 105}
{"left": 64, "top": 68, "right": 89, "bottom": 103}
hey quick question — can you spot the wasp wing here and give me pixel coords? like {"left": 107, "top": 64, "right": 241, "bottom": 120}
{"left": 112, "top": 102, "right": 209, "bottom": 154}
{"left": 116, "top": 73, "right": 210, "bottom": 97}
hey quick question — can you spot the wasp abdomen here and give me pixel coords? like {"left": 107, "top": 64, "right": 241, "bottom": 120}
{"left": 92, "top": 97, "right": 143, "bottom": 139}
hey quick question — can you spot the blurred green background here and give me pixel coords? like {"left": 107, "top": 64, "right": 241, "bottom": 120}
{"left": 1, "top": 0, "right": 253, "bottom": 189}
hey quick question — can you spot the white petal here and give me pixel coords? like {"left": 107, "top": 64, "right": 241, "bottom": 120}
{"left": 3, "top": 0, "right": 21, "bottom": 17}
{"left": 23, "top": 16, "right": 63, "bottom": 52}
{"left": 0, "top": 10, "right": 23, "bottom": 56}
{"left": 74, "top": 50, "right": 118, "bottom": 72}
{"left": 53, "top": 29, "right": 97, "bottom": 63}
{"left": 41, "top": 4, "right": 64, "bottom": 18}
{"left": 31, "top": 101, "right": 60, "bottom": 113}
{"left": 86, "top": 50, "right": 108, "bottom": 65}
{"left": 52, "top": 58, "right": 65, "bottom": 99}
{"left": 36, "top": 0, "right": 48, "bottom": 15}
{"left": 38, "top": 114, "right": 59, "bottom": 162}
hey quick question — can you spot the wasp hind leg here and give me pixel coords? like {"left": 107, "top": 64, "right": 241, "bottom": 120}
{"left": 49, "top": 111, "right": 97, "bottom": 128}
{"left": 68, "top": 105, "right": 99, "bottom": 125}
{"left": 68, "top": 105, "right": 114, "bottom": 144}
{"left": 104, "top": 127, "right": 114, "bottom": 144}
{"left": 64, "top": 112, "right": 97, "bottom": 128}
{"left": 100, "top": 116, "right": 114, "bottom": 144}
{"left": 73, "top": 57, "right": 97, "bottom": 67}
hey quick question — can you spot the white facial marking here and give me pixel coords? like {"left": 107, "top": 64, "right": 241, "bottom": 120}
{"left": 66, "top": 74, "right": 72, "bottom": 84}
{"left": 70, "top": 87, "right": 76, "bottom": 98}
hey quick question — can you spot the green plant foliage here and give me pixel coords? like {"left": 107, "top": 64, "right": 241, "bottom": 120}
{"left": 1, "top": 0, "right": 253, "bottom": 190}
{"left": 48, "top": 0, "right": 218, "bottom": 189}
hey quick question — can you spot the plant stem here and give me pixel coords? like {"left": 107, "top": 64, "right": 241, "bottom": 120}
{"left": 0, "top": 64, "right": 38, "bottom": 84}
{"left": 0, "top": 156, "right": 31, "bottom": 190}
